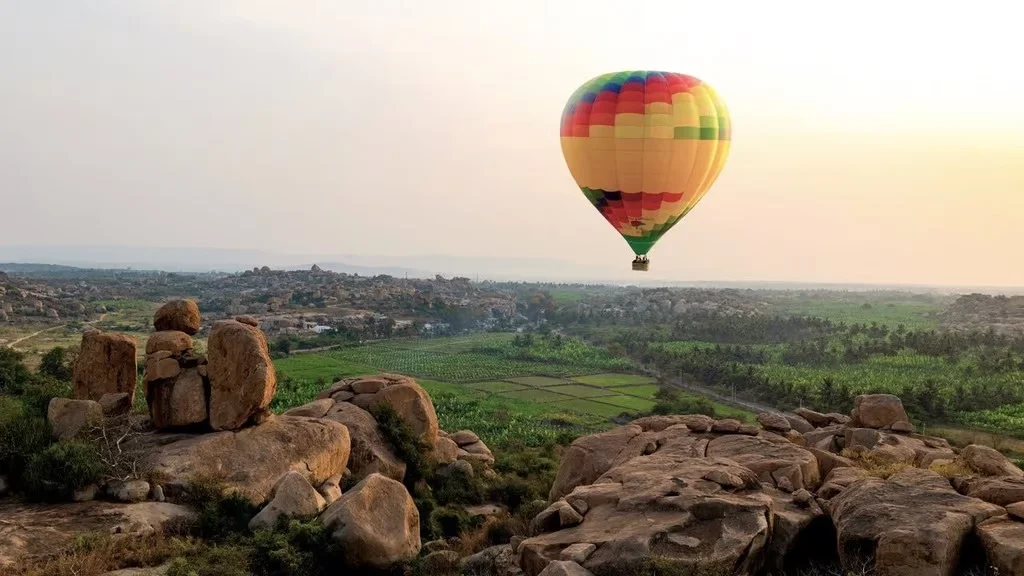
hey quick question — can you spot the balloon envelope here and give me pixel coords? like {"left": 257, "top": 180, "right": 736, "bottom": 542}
{"left": 560, "top": 71, "right": 731, "bottom": 257}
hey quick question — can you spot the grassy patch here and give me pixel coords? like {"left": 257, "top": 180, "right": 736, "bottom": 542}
{"left": 505, "top": 376, "right": 570, "bottom": 387}
{"left": 591, "top": 395, "right": 656, "bottom": 412}
{"left": 550, "top": 398, "right": 631, "bottom": 418}
{"left": 465, "top": 380, "right": 529, "bottom": 394}
{"left": 544, "top": 384, "right": 615, "bottom": 398}
{"left": 610, "top": 384, "right": 661, "bottom": 399}
{"left": 499, "top": 388, "right": 571, "bottom": 403}
{"left": 572, "top": 373, "right": 656, "bottom": 387}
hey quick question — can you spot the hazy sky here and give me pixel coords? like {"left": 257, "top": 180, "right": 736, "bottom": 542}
{"left": 2, "top": 1, "right": 1023, "bottom": 286}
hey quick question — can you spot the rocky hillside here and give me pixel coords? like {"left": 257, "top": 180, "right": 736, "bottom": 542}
{"left": 2, "top": 300, "right": 1024, "bottom": 575}
{"left": 941, "top": 293, "right": 1024, "bottom": 334}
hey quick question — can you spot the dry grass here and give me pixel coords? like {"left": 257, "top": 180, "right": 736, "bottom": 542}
{"left": 928, "top": 458, "right": 975, "bottom": 479}
{"left": 1, "top": 532, "right": 195, "bottom": 576}
{"left": 839, "top": 449, "right": 913, "bottom": 479}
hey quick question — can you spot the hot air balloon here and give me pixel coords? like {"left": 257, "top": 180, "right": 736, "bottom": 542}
{"left": 559, "top": 71, "right": 731, "bottom": 271}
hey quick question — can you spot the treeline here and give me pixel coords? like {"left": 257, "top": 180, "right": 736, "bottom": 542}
{"left": 564, "top": 311, "right": 1024, "bottom": 423}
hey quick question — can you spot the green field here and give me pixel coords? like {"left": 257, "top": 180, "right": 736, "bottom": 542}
{"left": 770, "top": 297, "right": 942, "bottom": 329}
{"left": 272, "top": 334, "right": 671, "bottom": 447}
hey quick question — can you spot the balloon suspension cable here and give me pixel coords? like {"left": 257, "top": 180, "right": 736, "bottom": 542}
{"left": 631, "top": 255, "right": 649, "bottom": 272}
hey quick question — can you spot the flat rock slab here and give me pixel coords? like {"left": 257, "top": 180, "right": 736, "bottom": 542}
{"left": 141, "top": 415, "right": 351, "bottom": 504}
{"left": 0, "top": 500, "right": 193, "bottom": 568}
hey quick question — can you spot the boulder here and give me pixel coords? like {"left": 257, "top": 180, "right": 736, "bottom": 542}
{"left": 283, "top": 398, "right": 335, "bottom": 419}
{"left": 711, "top": 418, "right": 741, "bottom": 433}
{"left": 850, "top": 394, "right": 909, "bottom": 429}
{"left": 249, "top": 471, "right": 327, "bottom": 531}
{"left": 890, "top": 420, "right": 915, "bottom": 434}
{"left": 783, "top": 413, "right": 814, "bottom": 434}
{"left": 206, "top": 319, "right": 277, "bottom": 431}
{"left": 153, "top": 299, "right": 201, "bottom": 335}
{"left": 142, "top": 415, "right": 350, "bottom": 504}
{"left": 706, "top": 435, "right": 821, "bottom": 491}
{"left": 145, "top": 356, "right": 180, "bottom": 382}
{"left": 521, "top": 453, "right": 770, "bottom": 576}
{"left": 99, "top": 392, "right": 132, "bottom": 416}
{"left": 818, "top": 467, "right": 870, "bottom": 500}
{"left": 829, "top": 474, "right": 1003, "bottom": 576}
{"left": 559, "top": 543, "right": 597, "bottom": 564}
{"left": 432, "top": 436, "right": 460, "bottom": 465}
{"left": 1006, "top": 501, "right": 1024, "bottom": 520}
{"left": 47, "top": 398, "right": 103, "bottom": 440}
{"left": 460, "top": 544, "right": 523, "bottom": 576}
{"left": 548, "top": 424, "right": 653, "bottom": 501}
{"left": 235, "top": 315, "right": 259, "bottom": 327}
{"left": 145, "top": 331, "right": 193, "bottom": 356}
{"left": 320, "top": 473, "right": 420, "bottom": 570}
{"left": 114, "top": 480, "right": 151, "bottom": 503}
{"left": 757, "top": 412, "right": 792, "bottom": 433}
{"left": 807, "top": 447, "right": 855, "bottom": 479}
{"left": 366, "top": 381, "right": 439, "bottom": 445}
{"left": 451, "top": 429, "right": 481, "bottom": 446}
{"left": 793, "top": 407, "right": 832, "bottom": 428}
{"left": 318, "top": 474, "right": 343, "bottom": 505}
{"left": 844, "top": 428, "right": 881, "bottom": 450}
{"left": 954, "top": 476, "right": 1024, "bottom": 506}
{"left": 73, "top": 330, "right": 138, "bottom": 404}
{"left": 763, "top": 489, "right": 830, "bottom": 575}
{"left": 422, "top": 550, "right": 461, "bottom": 574}
{"left": 961, "top": 444, "right": 1024, "bottom": 478}
{"left": 147, "top": 368, "right": 207, "bottom": 429}
{"left": 321, "top": 402, "right": 406, "bottom": 481}
{"left": 351, "top": 377, "right": 389, "bottom": 395}
{"left": 976, "top": 517, "right": 1024, "bottom": 576}
{"left": 537, "top": 561, "right": 594, "bottom": 576}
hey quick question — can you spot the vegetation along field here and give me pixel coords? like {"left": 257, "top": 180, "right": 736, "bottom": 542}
{"left": 557, "top": 290, "right": 1024, "bottom": 442}
{"left": 274, "top": 332, "right": 753, "bottom": 447}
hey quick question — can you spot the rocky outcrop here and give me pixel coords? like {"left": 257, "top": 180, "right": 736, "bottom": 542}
{"left": 207, "top": 319, "right": 277, "bottom": 431}
{"left": 976, "top": 516, "right": 1024, "bottom": 576}
{"left": 153, "top": 299, "right": 201, "bottom": 335}
{"left": 248, "top": 471, "right": 327, "bottom": 531}
{"left": 47, "top": 398, "right": 103, "bottom": 440}
{"left": 141, "top": 415, "right": 351, "bottom": 504}
{"left": 320, "top": 473, "right": 420, "bottom": 570}
{"left": 73, "top": 330, "right": 138, "bottom": 404}
{"left": 850, "top": 394, "right": 910, "bottom": 429}
{"left": 145, "top": 326, "right": 210, "bottom": 430}
{"left": 547, "top": 424, "right": 655, "bottom": 501}
{"left": 521, "top": 452, "right": 771, "bottom": 576}
{"left": 961, "top": 444, "right": 1024, "bottom": 478}
{"left": 320, "top": 401, "right": 407, "bottom": 481}
{"left": 829, "top": 469, "right": 1003, "bottom": 576}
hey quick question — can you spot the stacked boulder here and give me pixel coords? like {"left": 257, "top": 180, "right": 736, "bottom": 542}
{"left": 518, "top": 394, "right": 1024, "bottom": 576}
{"left": 143, "top": 300, "right": 276, "bottom": 431}
{"left": 71, "top": 329, "right": 138, "bottom": 415}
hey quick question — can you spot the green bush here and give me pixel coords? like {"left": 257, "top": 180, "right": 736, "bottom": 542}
{"left": 429, "top": 506, "right": 470, "bottom": 540}
{"left": 371, "top": 403, "right": 432, "bottom": 489}
{"left": 0, "top": 347, "right": 32, "bottom": 395}
{"left": 23, "top": 441, "right": 103, "bottom": 502}
{"left": 0, "top": 401, "right": 53, "bottom": 491}
{"left": 249, "top": 518, "right": 343, "bottom": 576}
{"left": 430, "top": 465, "right": 483, "bottom": 507}
{"left": 21, "top": 377, "right": 72, "bottom": 417}
{"left": 487, "top": 476, "right": 534, "bottom": 513}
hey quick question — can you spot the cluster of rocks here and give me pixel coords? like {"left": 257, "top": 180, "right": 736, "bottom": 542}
{"left": 503, "top": 393, "right": 1024, "bottom": 576}
{"left": 145, "top": 301, "right": 276, "bottom": 431}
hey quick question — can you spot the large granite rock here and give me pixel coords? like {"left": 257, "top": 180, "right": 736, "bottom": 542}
{"left": 72, "top": 330, "right": 138, "bottom": 404}
{"left": 206, "top": 319, "right": 277, "bottom": 431}
{"left": 141, "top": 415, "right": 350, "bottom": 504}
{"left": 153, "top": 299, "right": 201, "bottom": 335}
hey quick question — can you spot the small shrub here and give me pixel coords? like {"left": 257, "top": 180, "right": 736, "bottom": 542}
{"left": 372, "top": 403, "right": 433, "bottom": 489}
{"left": 0, "top": 404, "right": 52, "bottom": 490}
{"left": 180, "top": 475, "right": 259, "bottom": 541}
{"left": 23, "top": 441, "right": 104, "bottom": 502}
{"left": 249, "top": 518, "right": 343, "bottom": 576}
{"left": 839, "top": 449, "right": 913, "bottom": 479}
{"left": 487, "top": 476, "right": 534, "bottom": 513}
{"left": 429, "top": 506, "right": 470, "bottom": 540}
{"left": 20, "top": 377, "right": 73, "bottom": 417}
{"left": 430, "top": 465, "right": 484, "bottom": 507}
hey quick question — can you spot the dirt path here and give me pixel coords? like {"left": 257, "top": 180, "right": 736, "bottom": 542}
{"left": 3, "top": 325, "right": 64, "bottom": 349}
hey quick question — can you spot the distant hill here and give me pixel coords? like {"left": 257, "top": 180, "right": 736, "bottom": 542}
{"left": 0, "top": 262, "right": 85, "bottom": 274}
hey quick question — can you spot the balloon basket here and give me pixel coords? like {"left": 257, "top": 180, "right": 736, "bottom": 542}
{"left": 631, "top": 259, "right": 649, "bottom": 272}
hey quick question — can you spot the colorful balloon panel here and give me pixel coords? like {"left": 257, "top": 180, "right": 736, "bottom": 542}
{"left": 560, "top": 71, "right": 731, "bottom": 256}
